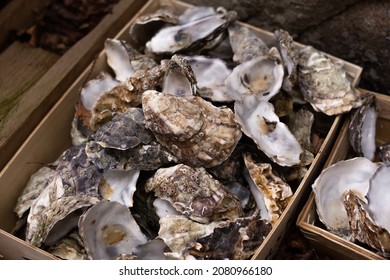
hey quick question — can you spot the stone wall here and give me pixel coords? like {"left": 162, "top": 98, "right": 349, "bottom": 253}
{"left": 183, "top": 0, "right": 390, "bottom": 95}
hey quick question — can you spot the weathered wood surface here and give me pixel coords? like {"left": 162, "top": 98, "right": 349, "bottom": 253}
{"left": 0, "top": 0, "right": 147, "bottom": 170}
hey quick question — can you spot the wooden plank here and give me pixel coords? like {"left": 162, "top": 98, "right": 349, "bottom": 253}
{"left": 0, "top": 0, "right": 49, "bottom": 50}
{"left": 0, "top": 0, "right": 147, "bottom": 170}
{"left": 0, "top": 42, "right": 59, "bottom": 131}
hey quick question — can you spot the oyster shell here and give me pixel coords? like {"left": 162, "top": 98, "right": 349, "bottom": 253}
{"left": 312, "top": 157, "right": 382, "bottom": 237}
{"left": 47, "top": 230, "right": 87, "bottom": 260}
{"left": 183, "top": 55, "right": 233, "bottom": 102}
{"left": 186, "top": 210, "right": 272, "bottom": 260}
{"left": 142, "top": 90, "right": 241, "bottom": 168}
{"left": 145, "top": 164, "right": 243, "bottom": 224}
{"left": 153, "top": 198, "right": 181, "bottom": 219}
{"left": 298, "top": 46, "right": 362, "bottom": 115}
{"left": 243, "top": 154, "right": 293, "bottom": 225}
{"left": 379, "top": 143, "right": 390, "bottom": 165}
{"left": 287, "top": 108, "right": 315, "bottom": 153}
{"left": 14, "top": 166, "right": 57, "bottom": 218}
{"left": 90, "top": 62, "right": 167, "bottom": 130}
{"left": 145, "top": 9, "right": 236, "bottom": 56}
{"left": 178, "top": 6, "right": 216, "bottom": 24}
{"left": 225, "top": 47, "right": 284, "bottom": 101}
{"left": 227, "top": 23, "right": 269, "bottom": 63}
{"left": 78, "top": 200, "right": 147, "bottom": 259}
{"left": 235, "top": 95, "right": 312, "bottom": 167}
{"left": 349, "top": 93, "right": 377, "bottom": 161}
{"left": 158, "top": 214, "right": 224, "bottom": 254}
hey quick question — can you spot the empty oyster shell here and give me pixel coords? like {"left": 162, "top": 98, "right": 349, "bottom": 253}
{"left": 178, "top": 6, "right": 216, "bottom": 24}
{"left": 142, "top": 90, "right": 242, "bottom": 168}
{"left": 349, "top": 93, "right": 377, "bottom": 161}
{"left": 227, "top": 23, "right": 269, "bottom": 63}
{"left": 47, "top": 230, "right": 87, "bottom": 260}
{"left": 312, "top": 157, "right": 382, "bottom": 237}
{"left": 225, "top": 47, "right": 284, "bottom": 101}
{"left": 235, "top": 95, "right": 312, "bottom": 166}
{"left": 79, "top": 200, "right": 147, "bottom": 259}
{"left": 183, "top": 55, "right": 233, "bottom": 102}
{"left": 243, "top": 154, "right": 293, "bottom": 225}
{"left": 145, "top": 9, "right": 236, "bottom": 56}
{"left": 145, "top": 164, "right": 243, "bottom": 224}
{"left": 298, "top": 46, "right": 362, "bottom": 115}
{"left": 186, "top": 210, "right": 272, "bottom": 260}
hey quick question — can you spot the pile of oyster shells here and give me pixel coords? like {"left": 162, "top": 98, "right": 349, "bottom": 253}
{"left": 14, "top": 4, "right": 363, "bottom": 260}
{"left": 312, "top": 93, "right": 390, "bottom": 257}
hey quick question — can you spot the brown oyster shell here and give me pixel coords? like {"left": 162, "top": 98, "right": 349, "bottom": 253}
{"left": 186, "top": 211, "right": 272, "bottom": 260}
{"left": 90, "top": 63, "right": 167, "bottom": 130}
{"left": 142, "top": 90, "right": 242, "bottom": 168}
{"left": 145, "top": 164, "right": 243, "bottom": 224}
{"left": 344, "top": 190, "right": 390, "bottom": 255}
{"left": 287, "top": 108, "right": 315, "bottom": 153}
{"left": 244, "top": 154, "right": 293, "bottom": 226}
{"left": 47, "top": 230, "right": 87, "bottom": 260}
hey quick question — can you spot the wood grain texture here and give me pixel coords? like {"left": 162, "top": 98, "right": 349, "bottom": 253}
{"left": 0, "top": 0, "right": 147, "bottom": 170}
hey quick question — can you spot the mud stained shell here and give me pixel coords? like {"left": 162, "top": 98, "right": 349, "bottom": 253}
{"left": 349, "top": 93, "right": 377, "bottom": 161}
{"left": 158, "top": 214, "right": 224, "bottom": 254}
{"left": 186, "top": 211, "right": 272, "bottom": 260}
{"left": 344, "top": 190, "right": 390, "bottom": 255}
{"left": 145, "top": 164, "right": 243, "bottom": 224}
{"left": 287, "top": 109, "right": 315, "bottom": 153}
{"left": 298, "top": 46, "right": 362, "bottom": 115}
{"left": 142, "top": 90, "right": 241, "bottom": 168}
{"left": 312, "top": 157, "right": 382, "bottom": 237}
{"left": 79, "top": 200, "right": 147, "bottom": 260}
{"left": 90, "top": 63, "right": 167, "bottom": 130}
{"left": 47, "top": 231, "right": 87, "bottom": 260}
{"left": 244, "top": 154, "right": 293, "bottom": 225}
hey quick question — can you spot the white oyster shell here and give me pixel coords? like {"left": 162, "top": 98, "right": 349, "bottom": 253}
{"left": 298, "top": 46, "right": 362, "bottom": 115}
{"left": 225, "top": 47, "right": 284, "bottom": 101}
{"left": 183, "top": 55, "right": 233, "bottom": 102}
{"left": 312, "top": 157, "right": 382, "bottom": 237}
{"left": 243, "top": 154, "right": 293, "bottom": 225}
{"left": 235, "top": 95, "right": 311, "bottom": 166}
{"left": 105, "top": 38, "right": 136, "bottom": 82}
{"left": 79, "top": 200, "right": 147, "bottom": 260}
{"left": 178, "top": 6, "right": 216, "bottom": 24}
{"left": 98, "top": 169, "right": 140, "bottom": 208}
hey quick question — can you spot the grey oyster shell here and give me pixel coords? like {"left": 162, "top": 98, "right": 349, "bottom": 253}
{"left": 225, "top": 47, "right": 284, "bottom": 101}
{"left": 78, "top": 200, "right": 147, "bottom": 260}
{"left": 298, "top": 46, "right": 362, "bottom": 115}
{"left": 178, "top": 6, "right": 216, "bottom": 24}
{"left": 145, "top": 9, "right": 236, "bottom": 56}
{"left": 379, "top": 143, "right": 390, "bottom": 165}
{"left": 145, "top": 164, "right": 244, "bottom": 224}
{"left": 14, "top": 166, "right": 57, "bottom": 219}
{"left": 162, "top": 54, "right": 197, "bottom": 97}
{"left": 186, "top": 210, "right": 272, "bottom": 260}
{"left": 93, "top": 108, "right": 154, "bottom": 150}
{"left": 349, "top": 93, "right": 377, "bottom": 161}
{"left": 228, "top": 23, "right": 269, "bottom": 63}
{"left": 142, "top": 90, "right": 242, "bottom": 168}
{"left": 86, "top": 140, "right": 176, "bottom": 171}
{"left": 287, "top": 108, "right": 315, "bottom": 153}
{"left": 244, "top": 154, "right": 293, "bottom": 226}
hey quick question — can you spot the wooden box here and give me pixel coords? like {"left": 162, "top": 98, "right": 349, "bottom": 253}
{"left": 297, "top": 90, "right": 390, "bottom": 260}
{"left": 0, "top": 0, "right": 147, "bottom": 170}
{"left": 0, "top": 0, "right": 363, "bottom": 259}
